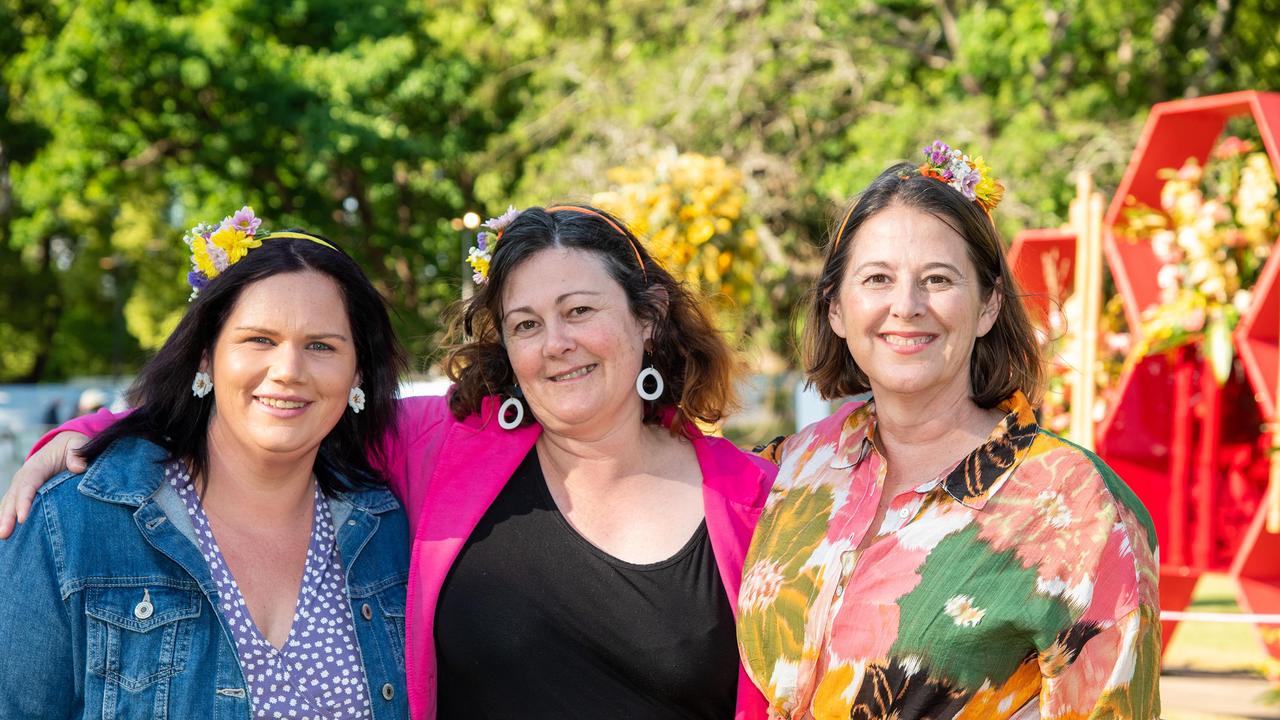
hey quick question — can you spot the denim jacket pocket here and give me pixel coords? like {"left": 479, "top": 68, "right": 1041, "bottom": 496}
{"left": 85, "top": 582, "right": 202, "bottom": 692}
{"left": 350, "top": 576, "right": 408, "bottom": 673}
{"left": 376, "top": 584, "right": 407, "bottom": 671}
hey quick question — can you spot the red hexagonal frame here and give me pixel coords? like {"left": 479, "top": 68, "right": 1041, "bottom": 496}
{"left": 1236, "top": 249, "right": 1280, "bottom": 421}
{"left": 1104, "top": 91, "right": 1280, "bottom": 336}
{"left": 1097, "top": 90, "right": 1280, "bottom": 668}
{"left": 1007, "top": 228, "right": 1075, "bottom": 330}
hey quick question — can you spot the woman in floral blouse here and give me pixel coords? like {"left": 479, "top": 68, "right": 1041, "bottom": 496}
{"left": 737, "top": 144, "right": 1160, "bottom": 720}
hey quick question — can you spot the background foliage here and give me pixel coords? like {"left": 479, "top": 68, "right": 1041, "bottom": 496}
{"left": 2, "top": 0, "right": 1278, "bottom": 380}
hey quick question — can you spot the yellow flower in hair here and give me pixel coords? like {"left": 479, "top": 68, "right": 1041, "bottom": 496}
{"left": 209, "top": 224, "right": 261, "bottom": 263}
{"left": 971, "top": 156, "right": 1005, "bottom": 212}
{"left": 190, "top": 235, "right": 225, "bottom": 279}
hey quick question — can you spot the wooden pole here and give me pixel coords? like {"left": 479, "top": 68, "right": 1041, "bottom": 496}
{"left": 1069, "top": 173, "right": 1104, "bottom": 450}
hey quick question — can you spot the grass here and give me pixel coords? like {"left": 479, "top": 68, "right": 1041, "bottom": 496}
{"left": 1163, "top": 573, "right": 1272, "bottom": 674}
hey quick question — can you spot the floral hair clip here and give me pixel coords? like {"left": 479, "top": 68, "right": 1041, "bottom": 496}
{"left": 919, "top": 140, "right": 1005, "bottom": 213}
{"left": 466, "top": 206, "right": 521, "bottom": 284}
{"left": 184, "top": 206, "right": 337, "bottom": 300}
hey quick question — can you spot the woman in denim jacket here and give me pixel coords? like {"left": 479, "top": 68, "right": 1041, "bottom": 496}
{"left": 0, "top": 211, "right": 411, "bottom": 719}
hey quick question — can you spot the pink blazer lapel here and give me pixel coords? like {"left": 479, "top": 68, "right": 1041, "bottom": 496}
{"left": 405, "top": 400, "right": 540, "bottom": 720}
{"left": 693, "top": 436, "right": 773, "bottom": 618}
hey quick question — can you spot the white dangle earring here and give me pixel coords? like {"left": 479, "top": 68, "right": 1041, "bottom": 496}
{"left": 498, "top": 386, "right": 525, "bottom": 430}
{"left": 348, "top": 386, "right": 366, "bottom": 414}
{"left": 191, "top": 371, "right": 213, "bottom": 398}
{"left": 635, "top": 357, "right": 664, "bottom": 402}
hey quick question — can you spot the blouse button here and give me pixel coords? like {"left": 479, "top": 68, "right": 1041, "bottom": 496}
{"left": 898, "top": 507, "right": 912, "bottom": 520}
{"left": 361, "top": 603, "right": 373, "bottom": 621}
{"left": 381, "top": 683, "right": 395, "bottom": 701}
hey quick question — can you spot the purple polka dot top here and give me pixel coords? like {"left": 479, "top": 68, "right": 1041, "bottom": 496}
{"left": 166, "top": 462, "right": 373, "bottom": 719}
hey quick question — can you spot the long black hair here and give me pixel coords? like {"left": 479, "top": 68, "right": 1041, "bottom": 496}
{"left": 81, "top": 232, "right": 408, "bottom": 494}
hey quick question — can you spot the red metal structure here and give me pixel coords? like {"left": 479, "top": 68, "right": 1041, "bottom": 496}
{"left": 1009, "top": 91, "right": 1280, "bottom": 667}
{"left": 1006, "top": 228, "right": 1075, "bottom": 330}
{"left": 1101, "top": 91, "right": 1280, "bottom": 664}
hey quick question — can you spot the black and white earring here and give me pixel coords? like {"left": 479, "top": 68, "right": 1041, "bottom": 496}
{"left": 498, "top": 386, "right": 525, "bottom": 430}
{"left": 635, "top": 356, "right": 664, "bottom": 401}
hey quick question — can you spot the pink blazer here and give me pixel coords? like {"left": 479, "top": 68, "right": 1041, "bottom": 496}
{"left": 46, "top": 394, "right": 775, "bottom": 720}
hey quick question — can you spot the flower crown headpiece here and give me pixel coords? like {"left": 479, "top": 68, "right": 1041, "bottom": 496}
{"left": 184, "top": 205, "right": 337, "bottom": 300}
{"left": 918, "top": 140, "right": 1004, "bottom": 213}
{"left": 465, "top": 205, "right": 647, "bottom": 284}
{"left": 833, "top": 140, "right": 1005, "bottom": 251}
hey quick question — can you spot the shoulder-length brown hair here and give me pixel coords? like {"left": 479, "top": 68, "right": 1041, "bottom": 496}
{"left": 802, "top": 162, "right": 1044, "bottom": 408}
{"left": 443, "top": 204, "right": 740, "bottom": 437}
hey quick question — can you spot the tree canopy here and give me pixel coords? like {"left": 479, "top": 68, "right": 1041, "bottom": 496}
{"left": 3, "top": 0, "right": 1276, "bottom": 380}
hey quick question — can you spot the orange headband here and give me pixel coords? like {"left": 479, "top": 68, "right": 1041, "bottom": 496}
{"left": 831, "top": 204, "right": 857, "bottom": 253}
{"left": 546, "top": 205, "right": 648, "bottom": 281}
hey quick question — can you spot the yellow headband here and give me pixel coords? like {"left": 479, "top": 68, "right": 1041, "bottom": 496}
{"left": 260, "top": 230, "right": 339, "bottom": 251}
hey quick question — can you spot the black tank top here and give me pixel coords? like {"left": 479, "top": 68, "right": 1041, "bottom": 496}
{"left": 434, "top": 449, "right": 739, "bottom": 719}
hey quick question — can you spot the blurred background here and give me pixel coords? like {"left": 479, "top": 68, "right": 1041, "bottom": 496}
{"left": 3, "top": 2, "right": 1280, "bottom": 716}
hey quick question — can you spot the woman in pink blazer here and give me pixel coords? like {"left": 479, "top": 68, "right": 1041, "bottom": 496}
{"left": 6, "top": 204, "right": 774, "bottom": 720}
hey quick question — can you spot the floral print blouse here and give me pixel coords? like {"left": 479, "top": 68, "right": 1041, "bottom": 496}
{"left": 738, "top": 391, "right": 1160, "bottom": 720}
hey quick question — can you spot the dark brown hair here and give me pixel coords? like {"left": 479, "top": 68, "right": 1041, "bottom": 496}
{"left": 443, "top": 205, "right": 740, "bottom": 436}
{"left": 802, "top": 162, "right": 1044, "bottom": 407}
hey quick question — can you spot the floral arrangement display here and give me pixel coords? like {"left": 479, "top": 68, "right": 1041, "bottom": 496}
{"left": 1038, "top": 292, "right": 1131, "bottom": 436}
{"left": 592, "top": 151, "right": 764, "bottom": 315}
{"left": 1117, "top": 136, "right": 1280, "bottom": 383}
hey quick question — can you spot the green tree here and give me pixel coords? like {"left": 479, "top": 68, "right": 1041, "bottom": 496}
{"left": 1, "top": 0, "right": 520, "bottom": 380}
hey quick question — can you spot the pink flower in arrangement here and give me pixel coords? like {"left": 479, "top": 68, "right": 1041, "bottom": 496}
{"left": 226, "top": 206, "right": 262, "bottom": 235}
{"left": 1180, "top": 307, "right": 1206, "bottom": 333}
{"left": 1212, "top": 136, "right": 1254, "bottom": 159}
{"left": 1104, "top": 332, "right": 1131, "bottom": 354}
{"left": 485, "top": 206, "right": 521, "bottom": 233}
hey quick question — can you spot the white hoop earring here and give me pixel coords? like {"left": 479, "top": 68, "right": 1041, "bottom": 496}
{"left": 191, "top": 371, "right": 213, "bottom": 398}
{"left": 348, "top": 386, "right": 366, "bottom": 414}
{"left": 498, "top": 395, "right": 525, "bottom": 430}
{"left": 635, "top": 366, "right": 664, "bottom": 401}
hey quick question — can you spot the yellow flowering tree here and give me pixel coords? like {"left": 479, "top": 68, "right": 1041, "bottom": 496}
{"left": 593, "top": 151, "right": 767, "bottom": 342}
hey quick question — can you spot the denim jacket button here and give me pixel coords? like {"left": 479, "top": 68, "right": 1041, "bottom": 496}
{"left": 133, "top": 589, "right": 154, "bottom": 620}
{"left": 361, "top": 603, "right": 373, "bottom": 621}
{"left": 381, "top": 683, "right": 394, "bottom": 701}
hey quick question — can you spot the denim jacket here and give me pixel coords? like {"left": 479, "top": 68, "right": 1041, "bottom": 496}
{"left": 0, "top": 436, "right": 410, "bottom": 720}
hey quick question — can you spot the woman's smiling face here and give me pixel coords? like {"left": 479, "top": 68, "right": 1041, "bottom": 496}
{"left": 205, "top": 270, "right": 359, "bottom": 461}
{"left": 827, "top": 203, "right": 1000, "bottom": 403}
{"left": 500, "top": 247, "right": 649, "bottom": 436}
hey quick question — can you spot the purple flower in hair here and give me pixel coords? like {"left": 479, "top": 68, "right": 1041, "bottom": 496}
{"left": 923, "top": 141, "right": 953, "bottom": 166}
{"left": 958, "top": 168, "right": 981, "bottom": 200}
{"left": 187, "top": 270, "right": 210, "bottom": 291}
{"left": 227, "top": 206, "right": 262, "bottom": 235}
{"left": 485, "top": 205, "right": 521, "bottom": 233}
{"left": 475, "top": 231, "right": 488, "bottom": 251}
{"left": 208, "top": 243, "right": 230, "bottom": 273}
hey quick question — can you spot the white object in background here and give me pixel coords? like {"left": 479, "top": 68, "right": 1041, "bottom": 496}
{"left": 794, "top": 379, "right": 831, "bottom": 431}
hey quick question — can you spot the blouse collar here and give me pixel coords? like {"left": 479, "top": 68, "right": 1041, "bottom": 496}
{"left": 831, "top": 390, "right": 1040, "bottom": 509}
